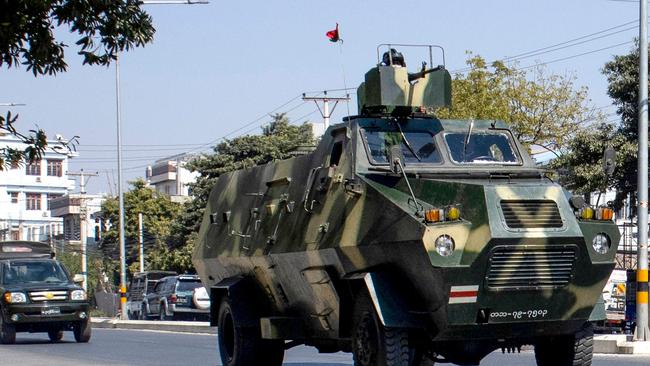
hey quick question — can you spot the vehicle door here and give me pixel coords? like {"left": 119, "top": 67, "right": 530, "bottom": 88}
{"left": 147, "top": 280, "right": 165, "bottom": 315}
{"left": 302, "top": 128, "right": 356, "bottom": 248}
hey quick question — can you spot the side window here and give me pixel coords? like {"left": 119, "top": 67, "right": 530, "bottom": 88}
{"left": 329, "top": 141, "right": 343, "bottom": 167}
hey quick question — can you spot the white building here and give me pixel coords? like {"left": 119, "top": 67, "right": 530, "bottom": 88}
{"left": 145, "top": 153, "right": 198, "bottom": 202}
{"left": 0, "top": 133, "right": 76, "bottom": 241}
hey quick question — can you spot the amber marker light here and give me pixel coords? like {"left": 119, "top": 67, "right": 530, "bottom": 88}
{"left": 580, "top": 207, "right": 594, "bottom": 220}
{"left": 596, "top": 207, "right": 614, "bottom": 221}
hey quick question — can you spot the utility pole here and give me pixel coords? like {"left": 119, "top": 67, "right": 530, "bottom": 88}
{"left": 637, "top": 0, "right": 650, "bottom": 342}
{"left": 68, "top": 169, "right": 99, "bottom": 292}
{"left": 302, "top": 91, "right": 350, "bottom": 134}
{"left": 138, "top": 213, "right": 144, "bottom": 273}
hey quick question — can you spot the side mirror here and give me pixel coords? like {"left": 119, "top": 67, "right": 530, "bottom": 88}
{"left": 73, "top": 274, "right": 84, "bottom": 284}
{"left": 603, "top": 147, "right": 616, "bottom": 177}
{"left": 388, "top": 145, "right": 404, "bottom": 174}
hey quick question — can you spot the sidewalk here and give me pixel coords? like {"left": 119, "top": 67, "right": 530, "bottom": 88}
{"left": 594, "top": 334, "right": 650, "bottom": 354}
{"left": 91, "top": 318, "right": 216, "bottom": 335}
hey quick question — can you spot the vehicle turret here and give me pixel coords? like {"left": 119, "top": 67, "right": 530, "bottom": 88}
{"left": 357, "top": 44, "right": 452, "bottom": 116}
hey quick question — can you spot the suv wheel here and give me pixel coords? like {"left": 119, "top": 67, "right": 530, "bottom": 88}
{"left": 74, "top": 319, "right": 92, "bottom": 343}
{"left": 217, "top": 295, "right": 284, "bottom": 366}
{"left": 48, "top": 329, "right": 63, "bottom": 342}
{"left": 0, "top": 315, "right": 16, "bottom": 344}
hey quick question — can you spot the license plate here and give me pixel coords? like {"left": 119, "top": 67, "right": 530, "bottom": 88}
{"left": 176, "top": 297, "right": 187, "bottom": 303}
{"left": 41, "top": 307, "right": 61, "bottom": 316}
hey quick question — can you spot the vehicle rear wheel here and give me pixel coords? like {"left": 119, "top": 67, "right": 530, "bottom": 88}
{"left": 352, "top": 292, "right": 411, "bottom": 366}
{"left": 73, "top": 319, "right": 92, "bottom": 343}
{"left": 535, "top": 322, "right": 593, "bottom": 366}
{"left": 0, "top": 315, "right": 16, "bottom": 344}
{"left": 217, "top": 296, "right": 284, "bottom": 366}
{"left": 48, "top": 329, "right": 63, "bottom": 342}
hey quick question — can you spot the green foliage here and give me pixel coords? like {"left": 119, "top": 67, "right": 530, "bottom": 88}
{"left": 169, "top": 113, "right": 314, "bottom": 256}
{"left": 57, "top": 251, "right": 117, "bottom": 302}
{"left": 0, "top": 0, "right": 155, "bottom": 169}
{"left": 603, "top": 44, "right": 641, "bottom": 139}
{"left": 0, "top": 111, "right": 48, "bottom": 170}
{"left": 548, "top": 123, "right": 636, "bottom": 207}
{"left": 100, "top": 179, "right": 182, "bottom": 270}
{"left": 0, "top": 0, "right": 155, "bottom": 76}
{"left": 437, "top": 54, "right": 601, "bottom": 152}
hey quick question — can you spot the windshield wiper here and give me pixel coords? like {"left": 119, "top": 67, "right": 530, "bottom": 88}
{"left": 463, "top": 119, "right": 474, "bottom": 162}
{"left": 392, "top": 120, "right": 421, "bottom": 162}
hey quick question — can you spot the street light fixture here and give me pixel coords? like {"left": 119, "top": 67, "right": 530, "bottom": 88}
{"left": 115, "top": 0, "right": 209, "bottom": 320}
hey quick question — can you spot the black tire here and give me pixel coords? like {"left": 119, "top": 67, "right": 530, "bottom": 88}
{"left": 0, "top": 315, "right": 16, "bottom": 344}
{"left": 160, "top": 304, "right": 168, "bottom": 321}
{"left": 48, "top": 330, "right": 63, "bottom": 342}
{"left": 217, "top": 296, "right": 284, "bottom": 366}
{"left": 352, "top": 292, "right": 411, "bottom": 366}
{"left": 535, "top": 323, "right": 593, "bottom": 366}
{"left": 139, "top": 304, "right": 147, "bottom": 320}
{"left": 73, "top": 319, "right": 92, "bottom": 343}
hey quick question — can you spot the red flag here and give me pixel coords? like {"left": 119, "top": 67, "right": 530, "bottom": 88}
{"left": 326, "top": 23, "right": 340, "bottom": 42}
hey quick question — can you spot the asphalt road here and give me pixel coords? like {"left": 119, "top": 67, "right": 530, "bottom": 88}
{"left": 0, "top": 328, "right": 649, "bottom": 366}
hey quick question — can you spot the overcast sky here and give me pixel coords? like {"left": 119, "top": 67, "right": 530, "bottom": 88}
{"left": 0, "top": 0, "right": 638, "bottom": 194}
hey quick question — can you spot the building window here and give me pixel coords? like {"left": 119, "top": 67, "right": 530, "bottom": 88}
{"left": 47, "top": 160, "right": 62, "bottom": 177}
{"left": 9, "top": 192, "right": 18, "bottom": 204}
{"left": 10, "top": 230, "right": 19, "bottom": 241}
{"left": 26, "top": 193, "right": 41, "bottom": 210}
{"left": 26, "top": 161, "right": 41, "bottom": 176}
{"left": 47, "top": 194, "right": 63, "bottom": 210}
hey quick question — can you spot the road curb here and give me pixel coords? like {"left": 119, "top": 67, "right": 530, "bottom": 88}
{"left": 91, "top": 318, "right": 216, "bottom": 335}
{"left": 594, "top": 335, "right": 650, "bottom": 354}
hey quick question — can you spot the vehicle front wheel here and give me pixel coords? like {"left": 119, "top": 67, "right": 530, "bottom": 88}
{"left": 74, "top": 319, "right": 92, "bottom": 343}
{"left": 535, "top": 322, "right": 593, "bottom": 366}
{"left": 352, "top": 292, "right": 411, "bottom": 366}
{"left": 48, "top": 329, "right": 63, "bottom": 342}
{"left": 217, "top": 296, "right": 284, "bottom": 366}
{"left": 0, "top": 315, "right": 16, "bottom": 344}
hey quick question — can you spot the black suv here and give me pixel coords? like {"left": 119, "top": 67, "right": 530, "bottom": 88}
{"left": 126, "top": 270, "right": 177, "bottom": 320}
{"left": 0, "top": 241, "right": 91, "bottom": 344}
{"left": 145, "top": 275, "right": 209, "bottom": 321}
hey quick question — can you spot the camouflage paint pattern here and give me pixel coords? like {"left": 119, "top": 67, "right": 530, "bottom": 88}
{"left": 192, "top": 61, "right": 619, "bottom": 357}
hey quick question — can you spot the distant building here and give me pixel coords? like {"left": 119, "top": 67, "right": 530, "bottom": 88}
{"left": 145, "top": 153, "right": 198, "bottom": 203}
{"left": 49, "top": 194, "right": 104, "bottom": 246}
{"left": 0, "top": 133, "right": 76, "bottom": 241}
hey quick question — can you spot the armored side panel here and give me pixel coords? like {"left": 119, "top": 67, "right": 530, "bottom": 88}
{"left": 357, "top": 65, "right": 452, "bottom": 114}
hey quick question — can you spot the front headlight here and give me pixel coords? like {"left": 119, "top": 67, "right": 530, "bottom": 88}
{"left": 4, "top": 292, "right": 27, "bottom": 304}
{"left": 70, "top": 290, "right": 87, "bottom": 301}
{"left": 435, "top": 235, "right": 455, "bottom": 257}
{"left": 592, "top": 233, "right": 611, "bottom": 254}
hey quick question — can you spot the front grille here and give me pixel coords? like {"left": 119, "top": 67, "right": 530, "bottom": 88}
{"left": 486, "top": 246, "right": 577, "bottom": 290}
{"left": 500, "top": 200, "right": 563, "bottom": 229}
{"left": 29, "top": 290, "right": 67, "bottom": 301}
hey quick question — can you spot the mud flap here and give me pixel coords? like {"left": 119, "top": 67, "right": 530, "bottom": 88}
{"left": 210, "top": 276, "right": 261, "bottom": 327}
{"left": 362, "top": 272, "right": 424, "bottom": 329}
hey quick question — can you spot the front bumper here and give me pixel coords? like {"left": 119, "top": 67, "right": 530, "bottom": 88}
{"left": 3, "top": 301, "right": 90, "bottom": 325}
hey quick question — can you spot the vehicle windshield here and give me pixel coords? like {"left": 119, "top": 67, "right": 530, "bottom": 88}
{"left": 177, "top": 280, "right": 202, "bottom": 293}
{"left": 361, "top": 128, "right": 440, "bottom": 165}
{"left": 2, "top": 260, "right": 70, "bottom": 285}
{"left": 444, "top": 131, "right": 519, "bottom": 164}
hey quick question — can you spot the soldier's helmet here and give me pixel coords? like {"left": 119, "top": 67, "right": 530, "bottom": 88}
{"left": 381, "top": 48, "right": 406, "bottom": 67}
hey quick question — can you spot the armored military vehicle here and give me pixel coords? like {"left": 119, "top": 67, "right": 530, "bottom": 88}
{"left": 193, "top": 45, "right": 620, "bottom": 366}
